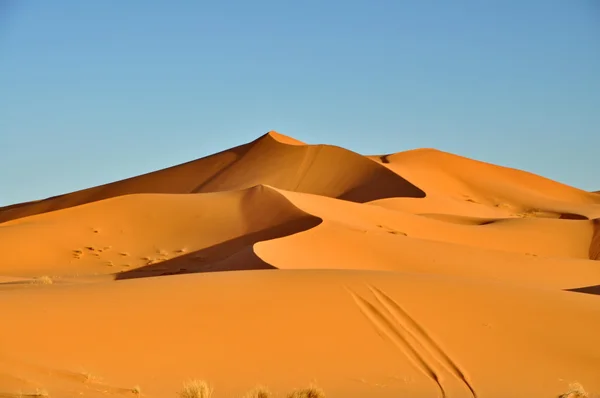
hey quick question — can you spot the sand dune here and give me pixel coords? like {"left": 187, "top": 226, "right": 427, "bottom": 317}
{"left": 274, "top": 189, "right": 595, "bottom": 260}
{"left": 369, "top": 149, "right": 600, "bottom": 220}
{"left": 1, "top": 131, "right": 599, "bottom": 398}
{"left": 0, "top": 185, "right": 320, "bottom": 278}
{"left": 0, "top": 132, "right": 423, "bottom": 224}
{"left": 255, "top": 212, "right": 600, "bottom": 291}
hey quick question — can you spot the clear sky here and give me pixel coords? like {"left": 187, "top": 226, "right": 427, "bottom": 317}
{"left": 1, "top": 1, "right": 599, "bottom": 206}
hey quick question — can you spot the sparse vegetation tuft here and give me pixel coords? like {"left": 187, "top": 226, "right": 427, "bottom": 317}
{"left": 285, "top": 385, "right": 326, "bottom": 398}
{"left": 559, "top": 383, "right": 589, "bottom": 398}
{"left": 172, "top": 381, "right": 325, "bottom": 398}
{"left": 178, "top": 380, "right": 213, "bottom": 398}
{"left": 243, "top": 385, "right": 272, "bottom": 398}
{"left": 31, "top": 276, "right": 53, "bottom": 285}
{"left": 26, "top": 389, "right": 50, "bottom": 397}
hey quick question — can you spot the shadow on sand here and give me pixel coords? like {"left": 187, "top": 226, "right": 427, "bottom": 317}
{"left": 115, "top": 216, "right": 322, "bottom": 280}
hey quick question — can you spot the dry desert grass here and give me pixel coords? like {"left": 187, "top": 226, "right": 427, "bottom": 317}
{"left": 242, "top": 385, "right": 272, "bottom": 398}
{"left": 285, "top": 386, "right": 326, "bottom": 398}
{"left": 30, "top": 276, "right": 53, "bottom": 285}
{"left": 175, "top": 381, "right": 324, "bottom": 398}
{"left": 559, "top": 383, "right": 594, "bottom": 398}
{"left": 178, "top": 380, "right": 213, "bottom": 398}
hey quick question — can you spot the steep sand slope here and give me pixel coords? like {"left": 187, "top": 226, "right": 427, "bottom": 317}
{"left": 591, "top": 219, "right": 600, "bottom": 261}
{"left": 253, "top": 189, "right": 600, "bottom": 291}
{"left": 0, "top": 132, "right": 423, "bottom": 223}
{"left": 368, "top": 149, "right": 600, "bottom": 219}
{"left": 0, "top": 270, "right": 598, "bottom": 398}
{"left": 0, "top": 186, "right": 320, "bottom": 278}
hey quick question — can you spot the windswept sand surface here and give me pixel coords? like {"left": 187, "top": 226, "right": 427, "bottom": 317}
{"left": 1, "top": 131, "right": 599, "bottom": 398}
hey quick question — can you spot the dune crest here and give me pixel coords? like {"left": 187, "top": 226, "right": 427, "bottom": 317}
{"left": 0, "top": 185, "right": 321, "bottom": 278}
{"left": 265, "top": 130, "right": 306, "bottom": 145}
{"left": 0, "top": 131, "right": 424, "bottom": 223}
{"left": 369, "top": 148, "right": 600, "bottom": 220}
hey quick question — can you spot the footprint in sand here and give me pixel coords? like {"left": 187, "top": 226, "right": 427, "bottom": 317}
{"left": 376, "top": 224, "right": 408, "bottom": 236}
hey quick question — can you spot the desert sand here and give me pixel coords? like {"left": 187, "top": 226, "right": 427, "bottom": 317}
{"left": 0, "top": 131, "right": 599, "bottom": 398}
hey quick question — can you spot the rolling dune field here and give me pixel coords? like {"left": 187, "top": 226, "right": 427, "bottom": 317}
{"left": 1, "top": 131, "right": 599, "bottom": 398}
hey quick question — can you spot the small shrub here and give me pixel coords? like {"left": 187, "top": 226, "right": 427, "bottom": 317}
{"left": 243, "top": 385, "right": 272, "bottom": 398}
{"left": 286, "top": 385, "right": 325, "bottom": 398}
{"left": 559, "top": 383, "right": 588, "bottom": 398}
{"left": 178, "top": 380, "right": 213, "bottom": 398}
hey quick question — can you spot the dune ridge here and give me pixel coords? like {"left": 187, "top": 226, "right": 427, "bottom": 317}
{"left": 0, "top": 185, "right": 321, "bottom": 277}
{"left": 0, "top": 132, "right": 424, "bottom": 224}
{"left": 368, "top": 149, "right": 600, "bottom": 221}
{"left": 1, "top": 131, "right": 598, "bottom": 398}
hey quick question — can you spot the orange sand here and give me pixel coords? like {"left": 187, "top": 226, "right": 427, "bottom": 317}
{"left": 0, "top": 131, "right": 598, "bottom": 398}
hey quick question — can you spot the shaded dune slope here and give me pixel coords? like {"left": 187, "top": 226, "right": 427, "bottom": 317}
{"left": 0, "top": 185, "right": 321, "bottom": 277}
{"left": 369, "top": 149, "right": 600, "bottom": 219}
{"left": 590, "top": 218, "right": 600, "bottom": 261}
{"left": 0, "top": 132, "right": 424, "bottom": 224}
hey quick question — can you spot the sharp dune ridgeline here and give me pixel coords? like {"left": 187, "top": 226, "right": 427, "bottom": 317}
{"left": 1, "top": 131, "right": 599, "bottom": 398}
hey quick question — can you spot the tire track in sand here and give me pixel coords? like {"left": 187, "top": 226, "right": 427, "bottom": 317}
{"left": 368, "top": 285, "right": 477, "bottom": 397}
{"left": 346, "top": 285, "right": 477, "bottom": 398}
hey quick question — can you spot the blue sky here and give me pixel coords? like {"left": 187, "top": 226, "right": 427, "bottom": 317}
{"left": 1, "top": 1, "right": 598, "bottom": 206}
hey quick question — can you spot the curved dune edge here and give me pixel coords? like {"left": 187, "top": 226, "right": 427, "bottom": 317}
{"left": 0, "top": 270, "right": 598, "bottom": 398}
{"left": 268, "top": 188, "right": 596, "bottom": 260}
{"left": 0, "top": 132, "right": 424, "bottom": 224}
{"left": 0, "top": 185, "right": 322, "bottom": 278}
{"left": 254, "top": 219, "right": 600, "bottom": 291}
{"left": 247, "top": 188, "right": 600, "bottom": 291}
{"left": 368, "top": 149, "right": 600, "bottom": 220}
{"left": 265, "top": 130, "right": 306, "bottom": 145}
